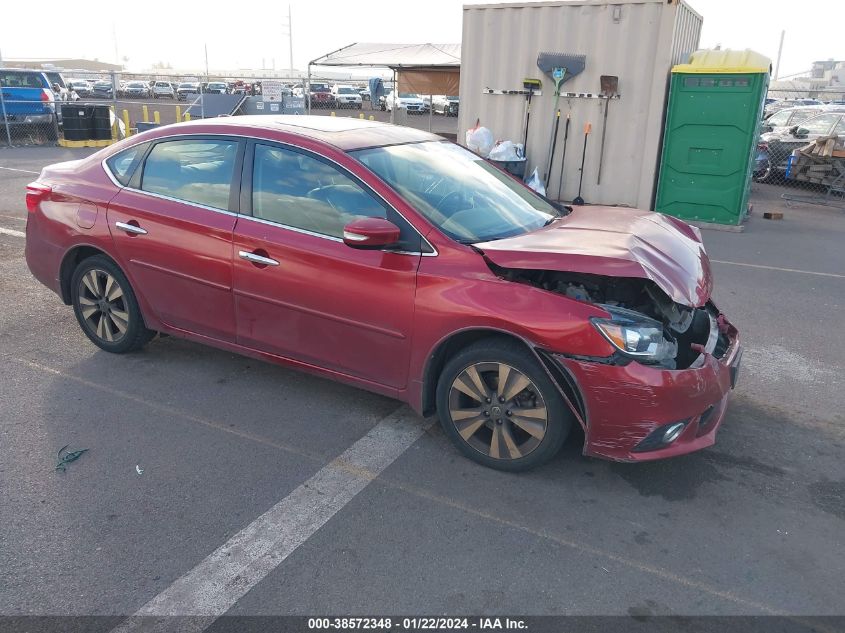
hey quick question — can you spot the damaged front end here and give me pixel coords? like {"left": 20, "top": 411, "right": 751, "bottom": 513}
{"left": 492, "top": 266, "right": 732, "bottom": 370}
{"left": 490, "top": 264, "right": 741, "bottom": 462}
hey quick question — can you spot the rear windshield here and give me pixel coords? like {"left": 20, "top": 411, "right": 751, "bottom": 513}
{"left": 0, "top": 71, "right": 48, "bottom": 89}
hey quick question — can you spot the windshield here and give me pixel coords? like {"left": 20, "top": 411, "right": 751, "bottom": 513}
{"left": 337, "top": 87, "right": 355, "bottom": 94}
{"left": 352, "top": 141, "right": 559, "bottom": 244}
{"left": 398, "top": 93, "right": 417, "bottom": 99}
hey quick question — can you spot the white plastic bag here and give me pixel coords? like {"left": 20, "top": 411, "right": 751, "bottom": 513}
{"left": 465, "top": 125, "right": 495, "bottom": 157}
{"left": 524, "top": 167, "right": 546, "bottom": 196}
{"left": 488, "top": 140, "right": 519, "bottom": 162}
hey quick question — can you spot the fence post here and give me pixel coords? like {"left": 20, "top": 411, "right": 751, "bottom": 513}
{"left": 110, "top": 71, "right": 118, "bottom": 127}
{"left": 0, "top": 83, "right": 12, "bottom": 146}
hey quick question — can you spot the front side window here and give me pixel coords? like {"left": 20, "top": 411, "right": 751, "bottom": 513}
{"left": 766, "top": 110, "right": 790, "bottom": 127}
{"left": 141, "top": 139, "right": 238, "bottom": 210}
{"left": 251, "top": 144, "right": 387, "bottom": 240}
{"left": 352, "top": 141, "right": 558, "bottom": 244}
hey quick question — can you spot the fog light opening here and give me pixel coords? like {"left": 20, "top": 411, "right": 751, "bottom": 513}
{"left": 662, "top": 422, "right": 686, "bottom": 444}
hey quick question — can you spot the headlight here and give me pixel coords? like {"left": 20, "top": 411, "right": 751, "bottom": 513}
{"left": 591, "top": 305, "right": 677, "bottom": 362}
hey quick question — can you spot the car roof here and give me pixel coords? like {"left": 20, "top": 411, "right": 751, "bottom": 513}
{"left": 165, "top": 115, "right": 442, "bottom": 151}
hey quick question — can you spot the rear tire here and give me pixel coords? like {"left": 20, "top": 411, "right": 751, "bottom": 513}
{"left": 71, "top": 255, "right": 154, "bottom": 354}
{"left": 436, "top": 339, "right": 572, "bottom": 472}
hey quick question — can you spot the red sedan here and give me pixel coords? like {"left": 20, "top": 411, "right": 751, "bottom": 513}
{"left": 25, "top": 116, "right": 741, "bottom": 471}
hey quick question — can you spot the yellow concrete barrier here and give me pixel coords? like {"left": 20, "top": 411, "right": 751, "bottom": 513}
{"left": 369, "top": 115, "right": 375, "bottom": 121}
{"left": 330, "top": 111, "right": 336, "bottom": 117}
{"left": 142, "top": 105, "right": 149, "bottom": 122}
{"left": 122, "top": 110, "right": 131, "bottom": 136}
{"left": 359, "top": 113, "right": 364, "bottom": 119}
{"left": 184, "top": 113, "right": 191, "bottom": 122}
{"left": 153, "top": 111, "right": 161, "bottom": 124}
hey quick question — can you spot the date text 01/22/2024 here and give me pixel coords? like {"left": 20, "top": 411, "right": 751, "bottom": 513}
{"left": 307, "top": 617, "right": 528, "bottom": 630}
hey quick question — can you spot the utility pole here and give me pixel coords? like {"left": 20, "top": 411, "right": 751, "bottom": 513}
{"left": 112, "top": 23, "right": 119, "bottom": 65}
{"left": 288, "top": 6, "right": 294, "bottom": 77}
{"left": 774, "top": 30, "right": 785, "bottom": 81}
{"left": 205, "top": 43, "right": 210, "bottom": 79}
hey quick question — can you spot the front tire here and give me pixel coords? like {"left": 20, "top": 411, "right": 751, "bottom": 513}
{"left": 436, "top": 339, "right": 572, "bottom": 472}
{"left": 71, "top": 255, "right": 154, "bottom": 354}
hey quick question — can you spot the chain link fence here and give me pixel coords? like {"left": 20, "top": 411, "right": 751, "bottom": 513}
{"left": 754, "top": 89, "right": 845, "bottom": 205}
{"left": 2, "top": 69, "right": 460, "bottom": 148}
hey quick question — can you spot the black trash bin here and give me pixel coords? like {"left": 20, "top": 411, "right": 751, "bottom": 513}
{"left": 90, "top": 105, "right": 113, "bottom": 140}
{"left": 61, "top": 104, "right": 91, "bottom": 141}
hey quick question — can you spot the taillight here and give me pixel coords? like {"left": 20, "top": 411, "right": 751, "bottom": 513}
{"left": 26, "top": 182, "right": 52, "bottom": 213}
{"left": 41, "top": 89, "right": 53, "bottom": 102}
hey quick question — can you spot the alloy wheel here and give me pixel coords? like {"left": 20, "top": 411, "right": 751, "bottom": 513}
{"left": 448, "top": 361, "right": 548, "bottom": 460}
{"left": 77, "top": 269, "right": 129, "bottom": 343}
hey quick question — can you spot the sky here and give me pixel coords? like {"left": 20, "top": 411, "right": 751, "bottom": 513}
{"left": 1, "top": 0, "right": 842, "bottom": 79}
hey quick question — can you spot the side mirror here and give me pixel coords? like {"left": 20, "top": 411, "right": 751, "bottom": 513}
{"left": 343, "top": 217, "right": 401, "bottom": 249}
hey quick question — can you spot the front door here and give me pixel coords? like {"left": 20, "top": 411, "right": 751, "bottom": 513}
{"left": 232, "top": 141, "right": 421, "bottom": 389}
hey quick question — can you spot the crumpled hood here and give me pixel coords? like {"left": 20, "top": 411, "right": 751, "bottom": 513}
{"left": 475, "top": 206, "right": 713, "bottom": 307}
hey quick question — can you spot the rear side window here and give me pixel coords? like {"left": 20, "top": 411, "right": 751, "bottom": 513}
{"left": 106, "top": 143, "right": 150, "bottom": 186}
{"left": 799, "top": 114, "right": 840, "bottom": 135}
{"left": 0, "top": 71, "right": 48, "bottom": 88}
{"left": 141, "top": 139, "right": 238, "bottom": 210}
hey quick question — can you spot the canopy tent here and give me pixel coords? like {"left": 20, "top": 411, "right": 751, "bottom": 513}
{"left": 307, "top": 43, "right": 461, "bottom": 123}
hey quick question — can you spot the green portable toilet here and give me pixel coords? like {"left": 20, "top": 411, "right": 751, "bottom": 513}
{"left": 655, "top": 49, "right": 771, "bottom": 226}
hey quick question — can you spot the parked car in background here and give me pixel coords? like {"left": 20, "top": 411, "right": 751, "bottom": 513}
{"left": 24, "top": 115, "right": 740, "bottom": 471}
{"left": 760, "top": 105, "right": 828, "bottom": 133}
{"left": 332, "top": 84, "right": 362, "bottom": 109}
{"left": 206, "top": 81, "right": 228, "bottom": 94}
{"left": 152, "top": 81, "right": 175, "bottom": 99}
{"left": 308, "top": 82, "right": 335, "bottom": 108}
{"left": 384, "top": 91, "right": 427, "bottom": 114}
{"left": 432, "top": 95, "right": 459, "bottom": 116}
{"left": 68, "top": 80, "right": 93, "bottom": 98}
{"left": 124, "top": 81, "right": 151, "bottom": 99}
{"left": 359, "top": 87, "right": 370, "bottom": 102}
{"left": 91, "top": 81, "right": 114, "bottom": 99}
{"left": 0, "top": 68, "right": 57, "bottom": 137}
{"left": 177, "top": 82, "right": 201, "bottom": 101}
{"left": 756, "top": 111, "right": 845, "bottom": 182}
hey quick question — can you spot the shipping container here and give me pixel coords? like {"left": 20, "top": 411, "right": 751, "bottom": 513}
{"left": 459, "top": 0, "right": 702, "bottom": 209}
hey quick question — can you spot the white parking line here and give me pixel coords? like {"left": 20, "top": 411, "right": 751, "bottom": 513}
{"left": 111, "top": 408, "right": 429, "bottom": 633}
{"left": 0, "top": 226, "right": 25, "bottom": 238}
{"left": 711, "top": 259, "right": 845, "bottom": 279}
{"left": 0, "top": 166, "right": 39, "bottom": 174}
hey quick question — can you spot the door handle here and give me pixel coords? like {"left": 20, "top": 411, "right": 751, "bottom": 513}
{"left": 115, "top": 221, "right": 147, "bottom": 235}
{"left": 238, "top": 250, "right": 280, "bottom": 266}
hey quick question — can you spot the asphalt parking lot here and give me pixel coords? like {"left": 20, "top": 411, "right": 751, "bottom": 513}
{"left": 0, "top": 147, "right": 843, "bottom": 627}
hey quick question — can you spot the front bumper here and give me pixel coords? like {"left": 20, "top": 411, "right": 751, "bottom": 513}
{"left": 555, "top": 317, "right": 741, "bottom": 462}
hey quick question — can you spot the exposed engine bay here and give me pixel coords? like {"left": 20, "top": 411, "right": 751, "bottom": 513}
{"left": 490, "top": 265, "right": 730, "bottom": 370}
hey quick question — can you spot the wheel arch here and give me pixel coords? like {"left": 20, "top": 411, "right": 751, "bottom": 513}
{"left": 421, "top": 328, "right": 537, "bottom": 417}
{"left": 420, "top": 327, "right": 588, "bottom": 432}
{"left": 59, "top": 244, "right": 114, "bottom": 304}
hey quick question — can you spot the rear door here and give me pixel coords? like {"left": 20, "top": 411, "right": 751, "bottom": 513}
{"left": 232, "top": 140, "right": 423, "bottom": 389}
{"left": 106, "top": 136, "right": 243, "bottom": 341}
